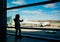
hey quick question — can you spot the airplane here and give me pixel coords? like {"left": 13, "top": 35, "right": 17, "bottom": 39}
{"left": 21, "top": 20, "right": 51, "bottom": 27}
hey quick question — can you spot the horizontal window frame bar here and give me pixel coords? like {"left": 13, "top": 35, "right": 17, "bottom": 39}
{"left": 7, "top": 27, "right": 60, "bottom": 31}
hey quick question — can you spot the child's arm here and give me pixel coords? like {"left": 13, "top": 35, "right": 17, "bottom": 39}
{"left": 20, "top": 19, "right": 23, "bottom": 22}
{"left": 14, "top": 19, "right": 15, "bottom": 21}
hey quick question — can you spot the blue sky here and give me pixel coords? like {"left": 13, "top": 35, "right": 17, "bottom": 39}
{"left": 7, "top": 0, "right": 60, "bottom": 20}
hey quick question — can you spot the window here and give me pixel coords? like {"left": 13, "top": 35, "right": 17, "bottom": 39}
{"left": 7, "top": 0, "right": 60, "bottom": 40}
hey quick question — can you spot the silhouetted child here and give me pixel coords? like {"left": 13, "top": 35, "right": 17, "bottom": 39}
{"left": 14, "top": 14, "right": 23, "bottom": 38}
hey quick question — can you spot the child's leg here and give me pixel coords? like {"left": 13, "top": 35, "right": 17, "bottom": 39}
{"left": 19, "top": 29, "right": 21, "bottom": 37}
{"left": 15, "top": 29, "right": 18, "bottom": 36}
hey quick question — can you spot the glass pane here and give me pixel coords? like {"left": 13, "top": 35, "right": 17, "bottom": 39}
{"left": 7, "top": 2, "right": 60, "bottom": 40}
{"left": 7, "top": 2, "right": 60, "bottom": 28}
{"left": 7, "top": 0, "right": 49, "bottom": 8}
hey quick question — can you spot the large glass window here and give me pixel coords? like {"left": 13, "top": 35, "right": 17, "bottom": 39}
{"left": 7, "top": 0, "right": 60, "bottom": 40}
{"left": 7, "top": 2, "right": 60, "bottom": 28}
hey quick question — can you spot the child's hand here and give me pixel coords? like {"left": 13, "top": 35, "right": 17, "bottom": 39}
{"left": 22, "top": 19, "right": 23, "bottom": 22}
{"left": 20, "top": 19, "right": 23, "bottom": 22}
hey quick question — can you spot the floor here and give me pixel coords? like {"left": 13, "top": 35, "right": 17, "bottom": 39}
{"left": 0, "top": 35, "right": 59, "bottom": 42}
{"left": 7, "top": 29, "right": 60, "bottom": 42}
{"left": 7, "top": 35, "right": 49, "bottom": 42}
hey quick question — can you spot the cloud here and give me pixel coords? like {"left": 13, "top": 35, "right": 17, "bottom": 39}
{"left": 43, "top": 3, "right": 56, "bottom": 8}
{"left": 7, "top": 9, "right": 19, "bottom": 11}
{"left": 11, "top": 0, "right": 26, "bottom": 5}
{"left": 7, "top": 9, "right": 19, "bottom": 16}
{"left": 50, "top": 10, "right": 60, "bottom": 15}
{"left": 21, "top": 10, "right": 45, "bottom": 14}
{"left": 52, "top": 10, "right": 60, "bottom": 13}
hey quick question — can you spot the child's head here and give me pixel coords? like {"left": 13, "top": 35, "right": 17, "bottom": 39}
{"left": 15, "top": 14, "right": 20, "bottom": 18}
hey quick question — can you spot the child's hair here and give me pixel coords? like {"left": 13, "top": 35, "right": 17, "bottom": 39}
{"left": 15, "top": 14, "right": 20, "bottom": 18}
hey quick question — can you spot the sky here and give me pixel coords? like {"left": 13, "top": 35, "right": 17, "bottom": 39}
{"left": 7, "top": 0, "right": 60, "bottom": 20}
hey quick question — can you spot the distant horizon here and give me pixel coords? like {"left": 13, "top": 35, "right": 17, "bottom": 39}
{"left": 7, "top": 16, "right": 60, "bottom": 21}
